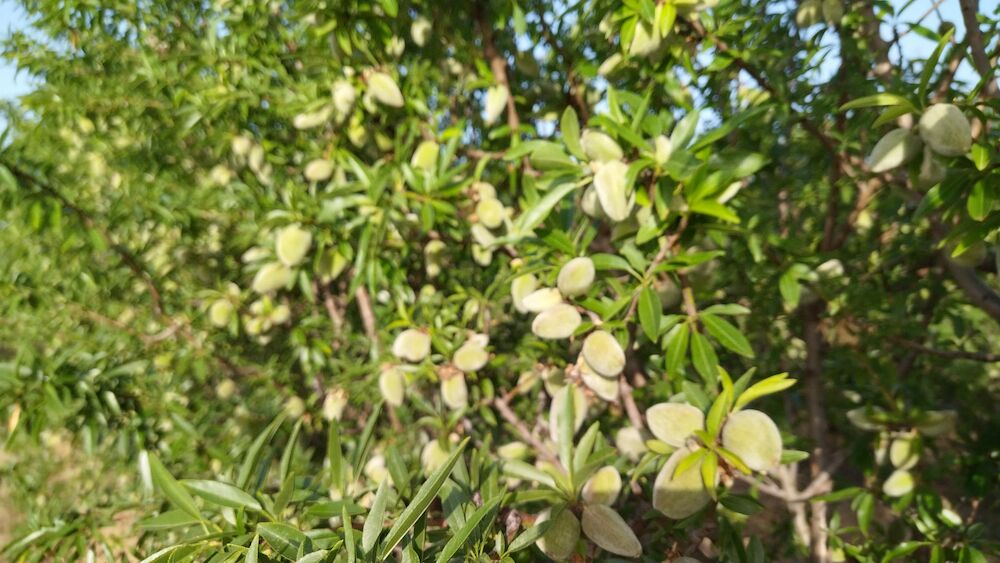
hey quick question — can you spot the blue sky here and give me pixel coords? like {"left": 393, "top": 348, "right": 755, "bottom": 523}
{"left": 0, "top": 0, "right": 992, "bottom": 105}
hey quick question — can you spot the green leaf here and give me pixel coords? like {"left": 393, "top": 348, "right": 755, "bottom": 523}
{"left": 839, "top": 94, "right": 916, "bottom": 112}
{"left": 362, "top": 479, "right": 392, "bottom": 554}
{"left": 506, "top": 506, "right": 559, "bottom": 554}
{"left": 502, "top": 460, "right": 557, "bottom": 489}
{"left": 238, "top": 413, "right": 286, "bottom": 490}
{"left": 561, "top": 106, "right": 585, "bottom": 160}
{"left": 138, "top": 510, "right": 201, "bottom": 531}
{"left": 720, "top": 494, "right": 764, "bottom": 515}
{"left": 665, "top": 323, "right": 690, "bottom": 376}
{"left": 734, "top": 373, "right": 795, "bottom": 410}
{"left": 638, "top": 286, "right": 662, "bottom": 341}
{"left": 512, "top": 182, "right": 578, "bottom": 237}
{"left": 328, "top": 419, "right": 345, "bottom": 493}
{"left": 689, "top": 330, "right": 718, "bottom": 385}
{"left": 247, "top": 534, "right": 259, "bottom": 563}
{"left": 343, "top": 503, "right": 356, "bottom": 563}
{"left": 705, "top": 385, "right": 733, "bottom": 437}
{"left": 701, "top": 452, "right": 718, "bottom": 496}
{"left": 882, "top": 542, "right": 929, "bottom": 563}
{"left": 967, "top": 181, "right": 988, "bottom": 221}
{"left": 378, "top": 439, "right": 469, "bottom": 560}
{"left": 780, "top": 449, "right": 810, "bottom": 464}
{"left": 688, "top": 200, "right": 740, "bottom": 223}
{"left": 146, "top": 452, "right": 202, "bottom": 522}
{"left": 779, "top": 269, "right": 801, "bottom": 308}
{"left": 701, "top": 313, "right": 754, "bottom": 358}
{"left": 258, "top": 522, "right": 309, "bottom": 561}
{"left": 182, "top": 479, "right": 262, "bottom": 512}
{"left": 918, "top": 27, "right": 954, "bottom": 101}
{"left": 671, "top": 110, "right": 699, "bottom": 149}
{"left": 435, "top": 495, "right": 503, "bottom": 563}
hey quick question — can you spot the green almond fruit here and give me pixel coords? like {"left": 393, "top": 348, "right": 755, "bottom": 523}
{"left": 919, "top": 103, "right": 971, "bottom": 157}
{"left": 368, "top": 71, "right": 404, "bottom": 108}
{"left": 441, "top": 374, "right": 468, "bottom": 410}
{"left": 471, "top": 223, "right": 496, "bottom": 247}
{"left": 322, "top": 388, "right": 347, "bottom": 421}
{"left": 548, "top": 384, "right": 588, "bottom": 440}
{"left": 453, "top": 342, "right": 488, "bottom": 373}
{"left": 231, "top": 134, "right": 253, "bottom": 157}
{"left": 476, "top": 197, "right": 505, "bottom": 229}
{"left": 532, "top": 304, "right": 582, "bottom": 339}
{"left": 596, "top": 53, "right": 622, "bottom": 77}
{"left": 304, "top": 158, "right": 334, "bottom": 182}
{"left": 557, "top": 257, "right": 596, "bottom": 297}
{"left": 535, "top": 508, "right": 581, "bottom": 561}
{"left": 421, "top": 441, "right": 450, "bottom": 474}
{"left": 580, "top": 359, "right": 619, "bottom": 402}
{"left": 646, "top": 403, "right": 705, "bottom": 448}
{"left": 410, "top": 16, "right": 431, "bottom": 47}
{"left": 392, "top": 328, "right": 431, "bottom": 362}
{"left": 285, "top": 396, "right": 306, "bottom": 418}
{"left": 332, "top": 80, "right": 356, "bottom": 116}
{"left": 497, "top": 441, "right": 530, "bottom": 460}
{"left": 721, "top": 409, "right": 783, "bottom": 472}
{"left": 275, "top": 224, "right": 312, "bottom": 266}
{"left": 581, "top": 504, "right": 642, "bottom": 558}
{"left": 581, "top": 130, "right": 623, "bottom": 162}
{"left": 484, "top": 85, "right": 509, "bottom": 125}
{"left": 882, "top": 468, "right": 915, "bottom": 497}
{"left": 511, "top": 274, "right": 538, "bottom": 313}
{"left": 581, "top": 330, "right": 626, "bottom": 378}
{"left": 653, "top": 135, "right": 673, "bottom": 165}
{"left": 522, "top": 288, "right": 564, "bottom": 313}
{"left": 889, "top": 434, "right": 920, "bottom": 470}
{"left": 411, "top": 140, "right": 439, "bottom": 171}
{"left": 269, "top": 304, "right": 290, "bottom": 324}
{"left": 868, "top": 128, "right": 922, "bottom": 173}
{"left": 627, "top": 21, "right": 662, "bottom": 58}
{"left": 653, "top": 447, "right": 712, "bottom": 519}
{"left": 917, "top": 146, "right": 947, "bottom": 188}
{"left": 615, "top": 426, "right": 648, "bottom": 461}
{"left": 378, "top": 368, "right": 406, "bottom": 407}
{"left": 580, "top": 185, "right": 604, "bottom": 218}
{"left": 292, "top": 107, "right": 330, "bottom": 130}
{"left": 581, "top": 466, "right": 622, "bottom": 506}
{"left": 472, "top": 243, "right": 493, "bottom": 266}
{"left": 251, "top": 261, "right": 293, "bottom": 294}
{"left": 215, "top": 378, "right": 236, "bottom": 400}
{"left": 593, "top": 160, "right": 633, "bottom": 222}
{"left": 208, "top": 299, "right": 234, "bottom": 327}
{"left": 473, "top": 181, "right": 497, "bottom": 199}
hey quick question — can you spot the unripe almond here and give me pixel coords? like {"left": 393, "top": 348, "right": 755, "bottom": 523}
{"left": 275, "top": 224, "right": 312, "bottom": 266}
{"left": 231, "top": 134, "right": 253, "bottom": 157}
{"left": 868, "top": 128, "right": 921, "bottom": 173}
{"left": 410, "top": 17, "right": 431, "bottom": 47}
{"left": 614, "top": 426, "right": 648, "bottom": 461}
{"left": 484, "top": 85, "right": 508, "bottom": 125}
{"left": 421, "top": 440, "right": 450, "bottom": 473}
{"left": 628, "top": 21, "right": 661, "bottom": 58}
{"left": 721, "top": 409, "right": 783, "bottom": 472}
{"left": 646, "top": 403, "right": 704, "bottom": 447}
{"left": 269, "top": 303, "right": 290, "bottom": 325}
{"left": 511, "top": 274, "right": 538, "bottom": 313}
{"left": 882, "top": 469, "right": 914, "bottom": 497}
{"left": 593, "top": 160, "right": 633, "bottom": 222}
{"left": 581, "top": 330, "right": 626, "bottom": 378}
{"left": 557, "top": 257, "right": 595, "bottom": 297}
{"left": 209, "top": 299, "right": 234, "bottom": 327}
{"left": 472, "top": 244, "right": 493, "bottom": 266}
{"left": 392, "top": 328, "right": 431, "bottom": 362}
{"left": 441, "top": 373, "right": 468, "bottom": 410}
{"left": 332, "top": 80, "right": 357, "bottom": 116}
{"left": 889, "top": 434, "right": 920, "bottom": 470}
{"left": 322, "top": 388, "right": 348, "bottom": 421}
{"left": 497, "top": 441, "right": 530, "bottom": 460}
{"left": 531, "top": 304, "right": 582, "bottom": 339}
{"left": 597, "top": 53, "right": 622, "bottom": 77}
{"left": 378, "top": 367, "right": 406, "bottom": 406}
{"left": 917, "top": 146, "right": 947, "bottom": 188}
{"left": 580, "top": 360, "right": 619, "bottom": 402}
{"left": 653, "top": 446, "right": 713, "bottom": 519}
{"left": 453, "top": 342, "right": 488, "bottom": 372}
{"left": 368, "top": 71, "right": 404, "bottom": 108}
{"left": 411, "top": 140, "right": 439, "bottom": 170}
{"left": 252, "top": 262, "right": 293, "bottom": 294}
{"left": 475, "top": 197, "right": 505, "bottom": 229}
{"left": 654, "top": 135, "right": 673, "bottom": 165}
{"left": 535, "top": 508, "right": 580, "bottom": 561}
{"left": 472, "top": 181, "right": 497, "bottom": 199}
{"left": 580, "top": 186, "right": 604, "bottom": 218}
{"left": 215, "top": 378, "right": 236, "bottom": 400}
{"left": 581, "top": 130, "right": 623, "bottom": 162}
{"left": 471, "top": 223, "right": 496, "bottom": 247}
{"left": 918, "top": 103, "right": 971, "bottom": 157}
{"left": 581, "top": 504, "right": 642, "bottom": 558}
{"left": 304, "top": 159, "right": 334, "bottom": 182}
{"left": 521, "top": 288, "right": 564, "bottom": 313}
{"left": 293, "top": 107, "right": 331, "bottom": 130}
{"left": 581, "top": 466, "right": 622, "bottom": 505}
{"left": 285, "top": 396, "right": 306, "bottom": 418}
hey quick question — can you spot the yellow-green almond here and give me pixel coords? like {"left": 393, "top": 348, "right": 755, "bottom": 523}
{"left": 889, "top": 435, "right": 920, "bottom": 470}
{"left": 917, "top": 146, "right": 947, "bottom": 188}
{"left": 410, "top": 17, "right": 431, "bottom": 47}
{"left": 392, "top": 328, "right": 431, "bottom": 362}
{"left": 441, "top": 374, "right": 468, "bottom": 410}
{"left": 209, "top": 299, "right": 234, "bottom": 327}
{"left": 868, "top": 128, "right": 922, "bottom": 173}
{"left": 453, "top": 342, "right": 488, "bottom": 372}
{"left": 421, "top": 441, "right": 450, "bottom": 473}
{"left": 535, "top": 508, "right": 581, "bottom": 561}
{"left": 627, "top": 21, "right": 661, "bottom": 58}
{"left": 919, "top": 103, "right": 972, "bottom": 157}
{"left": 275, "top": 224, "right": 312, "bottom": 266}
{"left": 596, "top": 53, "right": 622, "bottom": 76}
{"left": 472, "top": 181, "right": 497, "bottom": 199}
{"left": 548, "top": 384, "right": 588, "bottom": 440}
{"left": 484, "top": 85, "right": 509, "bottom": 125}
{"left": 654, "top": 135, "right": 673, "bottom": 165}
{"left": 368, "top": 71, "right": 404, "bottom": 107}
{"left": 795, "top": 0, "right": 822, "bottom": 27}
{"left": 581, "top": 466, "right": 622, "bottom": 505}
{"left": 721, "top": 409, "right": 783, "bottom": 472}
{"left": 580, "top": 185, "right": 604, "bottom": 218}
{"left": 615, "top": 426, "right": 648, "bottom": 461}
{"left": 581, "top": 130, "right": 623, "bottom": 162}
{"left": 293, "top": 107, "right": 330, "bottom": 130}
{"left": 332, "top": 80, "right": 356, "bottom": 116}
{"left": 471, "top": 223, "right": 495, "bottom": 247}
{"left": 472, "top": 243, "right": 493, "bottom": 266}
{"left": 285, "top": 396, "right": 306, "bottom": 418}
{"left": 378, "top": 368, "right": 406, "bottom": 407}
{"left": 304, "top": 159, "right": 334, "bottom": 182}
{"left": 532, "top": 303, "right": 582, "bottom": 339}
{"left": 557, "top": 256, "right": 596, "bottom": 297}
{"left": 581, "top": 504, "right": 642, "bottom": 558}
{"left": 582, "top": 330, "right": 626, "bottom": 378}
{"left": 882, "top": 468, "right": 915, "bottom": 497}
{"left": 593, "top": 160, "right": 633, "bottom": 222}
{"left": 252, "top": 262, "right": 293, "bottom": 294}
{"left": 215, "top": 378, "right": 236, "bottom": 400}
{"left": 231, "top": 134, "right": 252, "bottom": 157}
{"left": 511, "top": 274, "right": 538, "bottom": 313}
{"left": 497, "top": 441, "right": 530, "bottom": 460}
{"left": 365, "top": 454, "right": 391, "bottom": 485}
{"left": 411, "top": 140, "right": 439, "bottom": 171}
{"left": 653, "top": 446, "right": 713, "bottom": 519}
{"left": 322, "top": 388, "right": 347, "bottom": 421}
{"left": 522, "top": 287, "right": 564, "bottom": 313}
{"left": 269, "top": 304, "right": 290, "bottom": 324}
{"left": 475, "top": 197, "right": 505, "bottom": 229}
{"left": 580, "top": 360, "right": 619, "bottom": 402}
{"left": 646, "top": 403, "right": 705, "bottom": 447}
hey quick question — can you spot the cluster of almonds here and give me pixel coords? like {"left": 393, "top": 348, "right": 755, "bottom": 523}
{"left": 796, "top": 0, "right": 843, "bottom": 28}
{"left": 511, "top": 255, "right": 594, "bottom": 340}
{"left": 866, "top": 103, "right": 972, "bottom": 187}
{"left": 626, "top": 0, "right": 718, "bottom": 59}
{"left": 383, "top": 327, "right": 491, "bottom": 412}
{"left": 468, "top": 181, "right": 511, "bottom": 266}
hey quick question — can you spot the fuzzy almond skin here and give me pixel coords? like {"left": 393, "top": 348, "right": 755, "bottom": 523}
{"left": 453, "top": 342, "right": 488, "bottom": 373}
{"left": 531, "top": 304, "right": 581, "bottom": 339}
{"left": 475, "top": 197, "right": 505, "bottom": 229}
{"left": 511, "top": 274, "right": 538, "bottom": 313}
{"left": 646, "top": 403, "right": 705, "bottom": 447}
{"left": 581, "top": 466, "right": 622, "bottom": 506}
{"left": 581, "top": 130, "right": 623, "bottom": 162}
{"left": 889, "top": 435, "right": 920, "bottom": 470}
{"left": 275, "top": 224, "right": 312, "bottom": 267}
{"left": 721, "top": 409, "right": 783, "bottom": 472}
{"left": 304, "top": 159, "right": 334, "bottom": 182}
{"left": 557, "top": 256, "right": 596, "bottom": 297}
{"left": 867, "top": 128, "right": 921, "bottom": 173}
{"left": 615, "top": 426, "right": 648, "bottom": 461}
{"left": 378, "top": 368, "right": 406, "bottom": 407}
{"left": 581, "top": 504, "right": 642, "bottom": 558}
{"left": 484, "top": 85, "right": 509, "bottom": 125}
{"left": 392, "top": 328, "right": 431, "bottom": 362}
{"left": 918, "top": 103, "right": 971, "bottom": 157}
{"left": 593, "top": 160, "right": 633, "bottom": 222}
{"left": 209, "top": 299, "right": 235, "bottom": 327}
{"left": 368, "top": 71, "right": 404, "bottom": 107}
{"left": 882, "top": 468, "right": 915, "bottom": 497}
{"left": 521, "top": 288, "right": 564, "bottom": 313}
{"left": 440, "top": 374, "right": 468, "bottom": 410}
{"left": 580, "top": 359, "right": 620, "bottom": 402}
{"left": 252, "top": 262, "right": 293, "bottom": 294}
{"left": 581, "top": 330, "right": 626, "bottom": 378}
{"left": 410, "top": 140, "right": 439, "bottom": 170}
{"left": 652, "top": 446, "right": 713, "bottom": 519}
{"left": 535, "top": 508, "right": 581, "bottom": 561}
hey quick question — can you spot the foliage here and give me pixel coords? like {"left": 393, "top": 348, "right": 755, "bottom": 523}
{"left": 1, "top": 0, "right": 998, "bottom": 561}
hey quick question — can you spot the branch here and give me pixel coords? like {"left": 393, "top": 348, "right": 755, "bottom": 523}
{"left": 958, "top": 0, "right": 999, "bottom": 100}
{"left": 354, "top": 285, "right": 380, "bottom": 358}
{"left": 492, "top": 396, "right": 563, "bottom": 470}
{"left": 890, "top": 336, "right": 1000, "bottom": 363}
{"left": 941, "top": 258, "right": 1000, "bottom": 323}
{"left": 474, "top": 1, "right": 520, "bottom": 133}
